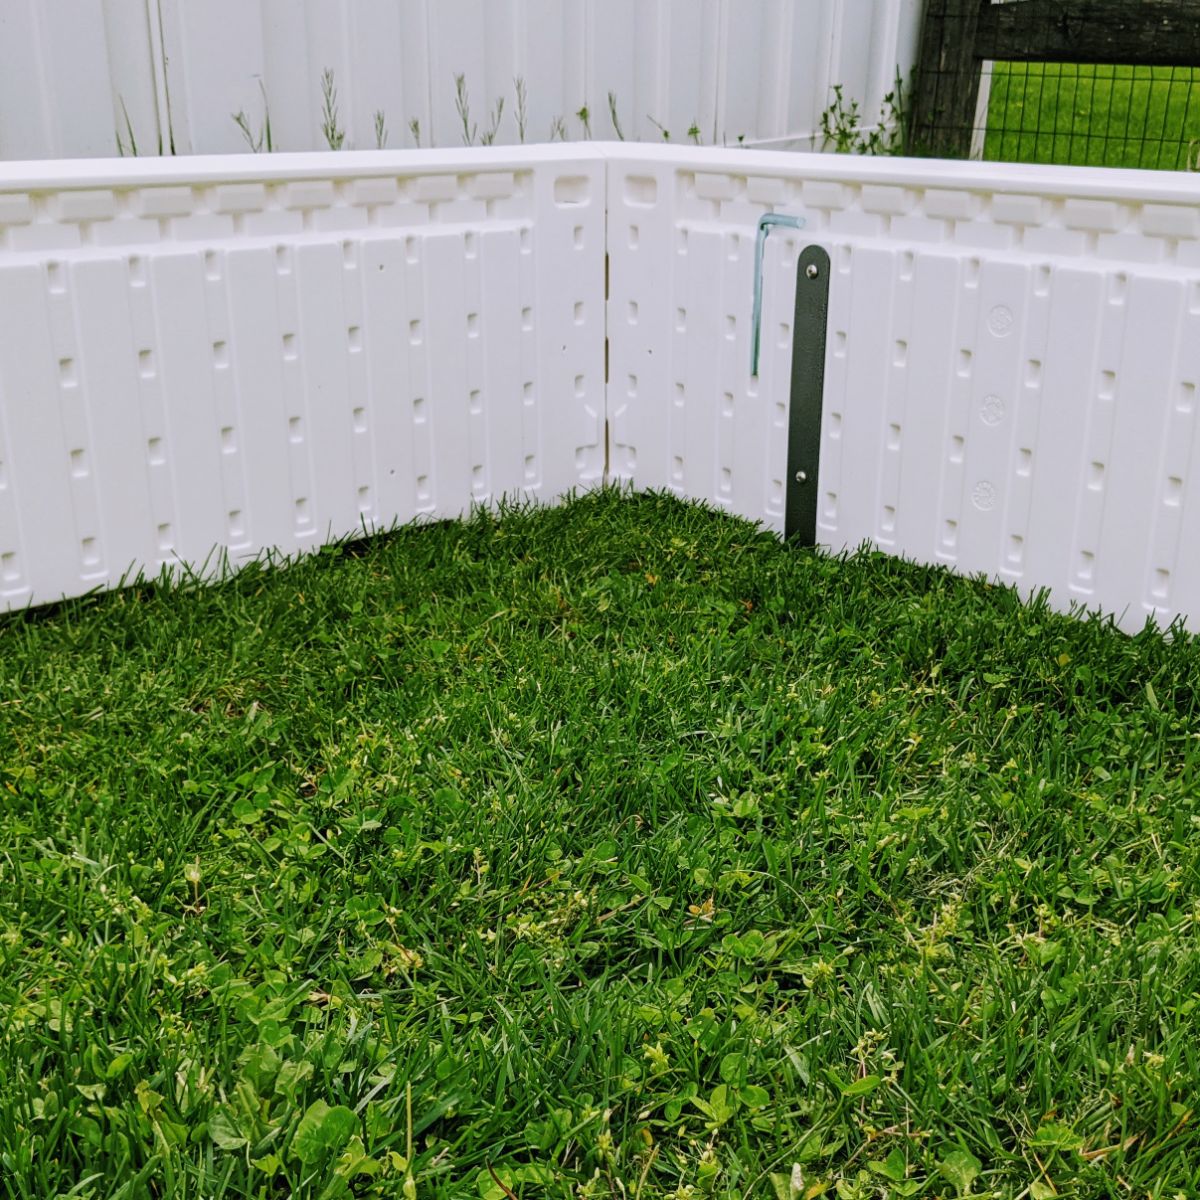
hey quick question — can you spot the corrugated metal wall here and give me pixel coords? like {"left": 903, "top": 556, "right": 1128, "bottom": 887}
{"left": 0, "top": 0, "right": 920, "bottom": 160}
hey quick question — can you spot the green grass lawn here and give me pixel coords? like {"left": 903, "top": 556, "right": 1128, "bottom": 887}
{"left": 983, "top": 62, "right": 1200, "bottom": 169}
{"left": 3, "top": 489, "right": 1200, "bottom": 1199}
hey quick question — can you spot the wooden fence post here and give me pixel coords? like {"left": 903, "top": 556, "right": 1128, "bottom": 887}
{"left": 908, "top": 0, "right": 985, "bottom": 158}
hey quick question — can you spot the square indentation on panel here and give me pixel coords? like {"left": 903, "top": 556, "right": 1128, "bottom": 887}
{"left": 464, "top": 231, "right": 478, "bottom": 258}
{"left": 59, "top": 358, "right": 77, "bottom": 387}
{"left": 554, "top": 176, "right": 590, "bottom": 206}
{"left": 1107, "top": 272, "right": 1128, "bottom": 305}
{"left": 672, "top": 455, "right": 684, "bottom": 481}
{"left": 828, "top": 411, "right": 842, "bottom": 438}
{"left": 725, "top": 315, "right": 736, "bottom": 339}
{"left": 1178, "top": 381, "right": 1195, "bottom": 413}
{"left": 1026, "top": 359, "right": 1042, "bottom": 388}
{"left": 1153, "top": 567, "right": 1170, "bottom": 600}
{"left": 887, "top": 423, "right": 901, "bottom": 451}
{"left": 353, "top": 407, "right": 367, "bottom": 433}
{"left": 1099, "top": 370, "right": 1116, "bottom": 400}
{"left": 674, "top": 383, "right": 685, "bottom": 408}
{"left": 881, "top": 505, "right": 896, "bottom": 534}
{"left": 1166, "top": 475, "right": 1184, "bottom": 506}
{"left": 213, "top": 341, "right": 230, "bottom": 369}
{"left": 721, "top": 391, "right": 733, "bottom": 417}
{"left": 834, "top": 332, "right": 847, "bottom": 358}
{"left": 627, "top": 301, "right": 638, "bottom": 325}
{"left": 282, "top": 334, "right": 298, "bottom": 360}
{"left": 413, "top": 397, "right": 427, "bottom": 424}
{"left": 627, "top": 375, "right": 638, "bottom": 397}
{"left": 287, "top": 417, "right": 302, "bottom": 444}
{"left": 2, "top": 550, "right": 19, "bottom": 581}
{"left": 893, "top": 340, "right": 908, "bottom": 367}
{"left": 675, "top": 308, "right": 687, "bottom": 331}
{"left": 409, "top": 319, "right": 422, "bottom": 345}
{"left": 624, "top": 176, "right": 657, "bottom": 206}
{"left": 204, "top": 251, "right": 221, "bottom": 282}
{"left": 957, "top": 349, "right": 973, "bottom": 377}
{"left": 574, "top": 375, "right": 585, "bottom": 398}
{"left": 524, "top": 455, "right": 537, "bottom": 481}
{"left": 47, "top": 262, "right": 66, "bottom": 293}
{"left": 138, "top": 349, "right": 155, "bottom": 378}
{"left": 573, "top": 302, "right": 585, "bottom": 325}
{"left": 949, "top": 435, "right": 965, "bottom": 463}
{"left": 628, "top": 224, "right": 639, "bottom": 249}
{"left": 1007, "top": 534, "right": 1024, "bottom": 565}
{"left": 520, "top": 227, "right": 532, "bottom": 254}
{"left": 275, "top": 245, "right": 292, "bottom": 274}
{"left": 1017, "top": 448, "right": 1033, "bottom": 477}
{"left": 778, "top": 322, "right": 790, "bottom": 347}
{"left": 128, "top": 255, "right": 148, "bottom": 287}
{"left": 523, "top": 382, "right": 534, "bottom": 407}
{"left": 405, "top": 236, "right": 420, "bottom": 264}
{"left": 81, "top": 536, "right": 100, "bottom": 567}
{"left": 148, "top": 437, "right": 165, "bottom": 465}
{"left": 521, "top": 307, "right": 533, "bottom": 331}
{"left": 573, "top": 226, "right": 584, "bottom": 249}
{"left": 1088, "top": 460, "right": 1105, "bottom": 491}
{"left": 467, "top": 313, "right": 479, "bottom": 338}
{"left": 358, "top": 485, "right": 371, "bottom": 512}
{"left": 295, "top": 496, "right": 311, "bottom": 526}
{"left": 348, "top": 326, "right": 363, "bottom": 352}
{"left": 942, "top": 519, "right": 958, "bottom": 549}
{"left": 157, "top": 522, "right": 173, "bottom": 551}
{"left": 69, "top": 448, "right": 87, "bottom": 478}
{"left": 222, "top": 425, "right": 237, "bottom": 453}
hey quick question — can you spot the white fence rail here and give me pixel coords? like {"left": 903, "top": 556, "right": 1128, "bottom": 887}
{"left": 0, "top": 0, "right": 920, "bottom": 160}
{"left": 4, "top": 142, "right": 1200, "bottom": 632}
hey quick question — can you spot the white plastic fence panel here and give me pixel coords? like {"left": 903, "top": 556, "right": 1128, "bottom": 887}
{"left": 0, "top": 147, "right": 604, "bottom": 610}
{"left": 606, "top": 145, "right": 1200, "bottom": 631}
{"left": 1, "top": 1, "right": 919, "bottom": 159}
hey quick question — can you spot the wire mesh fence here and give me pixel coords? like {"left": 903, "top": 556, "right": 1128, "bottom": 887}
{"left": 909, "top": 0, "right": 1200, "bottom": 170}
{"left": 980, "top": 61, "right": 1200, "bottom": 170}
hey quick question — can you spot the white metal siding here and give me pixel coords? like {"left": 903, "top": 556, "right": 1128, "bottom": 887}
{"left": 0, "top": 0, "right": 920, "bottom": 160}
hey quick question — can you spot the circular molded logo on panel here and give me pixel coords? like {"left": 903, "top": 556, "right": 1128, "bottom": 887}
{"left": 980, "top": 394, "right": 1005, "bottom": 426}
{"left": 971, "top": 480, "right": 997, "bottom": 511}
{"left": 987, "top": 304, "right": 1015, "bottom": 336}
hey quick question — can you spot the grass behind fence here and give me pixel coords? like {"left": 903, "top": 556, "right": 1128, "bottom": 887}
{"left": 983, "top": 61, "right": 1200, "bottom": 170}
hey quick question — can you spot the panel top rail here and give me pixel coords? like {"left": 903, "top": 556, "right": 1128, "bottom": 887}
{"left": 3, "top": 143, "right": 1200, "bottom": 207}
